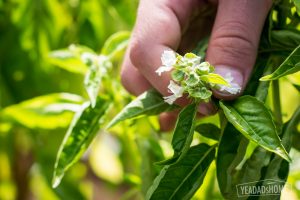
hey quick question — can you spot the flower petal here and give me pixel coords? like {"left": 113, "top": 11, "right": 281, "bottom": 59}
{"left": 161, "top": 50, "right": 177, "bottom": 67}
{"left": 155, "top": 66, "right": 173, "bottom": 76}
{"left": 219, "top": 72, "right": 241, "bottom": 94}
{"left": 163, "top": 94, "right": 177, "bottom": 104}
{"left": 168, "top": 81, "right": 184, "bottom": 97}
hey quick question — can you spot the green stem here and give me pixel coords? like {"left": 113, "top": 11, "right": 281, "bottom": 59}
{"left": 272, "top": 79, "right": 283, "bottom": 126}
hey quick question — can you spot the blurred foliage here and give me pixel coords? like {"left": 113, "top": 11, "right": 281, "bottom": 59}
{"left": 0, "top": 0, "right": 138, "bottom": 199}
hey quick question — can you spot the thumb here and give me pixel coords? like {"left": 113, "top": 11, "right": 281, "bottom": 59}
{"left": 206, "top": 0, "right": 272, "bottom": 100}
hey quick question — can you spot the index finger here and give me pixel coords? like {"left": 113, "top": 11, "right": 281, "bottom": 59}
{"left": 128, "top": 0, "right": 201, "bottom": 96}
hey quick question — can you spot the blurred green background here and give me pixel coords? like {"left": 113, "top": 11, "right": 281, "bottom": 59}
{"left": 0, "top": 0, "right": 140, "bottom": 199}
{"left": 1, "top": 0, "right": 300, "bottom": 200}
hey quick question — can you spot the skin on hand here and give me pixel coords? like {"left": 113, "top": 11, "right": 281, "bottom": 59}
{"left": 121, "top": 0, "right": 272, "bottom": 131}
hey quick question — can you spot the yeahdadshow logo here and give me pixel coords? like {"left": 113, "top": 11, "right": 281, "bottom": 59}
{"left": 236, "top": 179, "right": 292, "bottom": 197}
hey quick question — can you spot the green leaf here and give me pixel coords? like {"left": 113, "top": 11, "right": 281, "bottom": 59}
{"left": 260, "top": 45, "right": 300, "bottom": 81}
{"left": 200, "top": 73, "right": 229, "bottom": 86}
{"left": 269, "top": 30, "right": 300, "bottom": 52}
{"left": 293, "top": 83, "right": 300, "bottom": 93}
{"left": 187, "top": 87, "right": 212, "bottom": 100}
{"left": 84, "top": 56, "right": 111, "bottom": 107}
{"left": 217, "top": 124, "right": 253, "bottom": 199}
{"left": 195, "top": 123, "right": 220, "bottom": 141}
{"left": 171, "top": 70, "right": 185, "bottom": 82}
{"left": 84, "top": 32, "right": 130, "bottom": 106}
{"left": 170, "top": 103, "right": 198, "bottom": 160}
{"left": 220, "top": 96, "right": 291, "bottom": 162}
{"left": 52, "top": 96, "right": 110, "bottom": 188}
{"left": 217, "top": 124, "right": 272, "bottom": 199}
{"left": 48, "top": 45, "right": 94, "bottom": 74}
{"left": 107, "top": 89, "right": 178, "bottom": 128}
{"left": 250, "top": 108, "right": 300, "bottom": 200}
{"left": 145, "top": 143, "right": 216, "bottom": 200}
{"left": 293, "top": 0, "right": 300, "bottom": 15}
{"left": 192, "top": 37, "right": 209, "bottom": 58}
{"left": 254, "top": 61, "right": 273, "bottom": 101}
{"left": 291, "top": 109, "right": 300, "bottom": 151}
{"left": 101, "top": 31, "right": 130, "bottom": 59}
{"left": 155, "top": 103, "right": 198, "bottom": 166}
{"left": 185, "top": 73, "right": 199, "bottom": 87}
{"left": 216, "top": 60, "right": 274, "bottom": 199}
{"left": 1, "top": 93, "right": 84, "bottom": 129}
{"left": 243, "top": 56, "right": 269, "bottom": 96}
{"left": 288, "top": 107, "right": 300, "bottom": 151}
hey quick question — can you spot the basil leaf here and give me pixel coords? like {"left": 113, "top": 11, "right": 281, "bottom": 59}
{"left": 217, "top": 124, "right": 272, "bottom": 199}
{"left": 282, "top": 107, "right": 300, "bottom": 152}
{"left": 288, "top": 107, "right": 300, "bottom": 152}
{"left": 48, "top": 45, "right": 93, "bottom": 74}
{"left": 200, "top": 73, "right": 229, "bottom": 86}
{"left": 146, "top": 143, "right": 216, "bottom": 200}
{"left": 260, "top": 45, "right": 300, "bottom": 81}
{"left": 52, "top": 96, "right": 110, "bottom": 188}
{"left": 292, "top": 83, "right": 300, "bottom": 93}
{"left": 291, "top": 108, "right": 300, "bottom": 150}
{"left": 84, "top": 56, "right": 111, "bottom": 107}
{"left": 270, "top": 30, "right": 300, "bottom": 52}
{"left": 158, "top": 103, "right": 198, "bottom": 165}
{"left": 216, "top": 61, "right": 274, "bottom": 199}
{"left": 1, "top": 93, "right": 84, "bottom": 129}
{"left": 107, "top": 89, "right": 178, "bottom": 128}
{"left": 195, "top": 123, "right": 220, "bottom": 141}
{"left": 172, "top": 103, "right": 197, "bottom": 156}
{"left": 243, "top": 56, "right": 269, "bottom": 96}
{"left": 257, "top": 108, "right": 300, "bottom": 200}
{"left": 220, "top": 96, "right": 290, "bottom": 162}
{"left": 101, "top": 31, "right": 130, "bottom": 59}
{"left": 255, "top": 62, "right": 273, "bottom": 101}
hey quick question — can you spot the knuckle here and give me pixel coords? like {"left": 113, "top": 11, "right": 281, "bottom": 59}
{"left": 211, "top": 21, "right": 257, "bottom": 59}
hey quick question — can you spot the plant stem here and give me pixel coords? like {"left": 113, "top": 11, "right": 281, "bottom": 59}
{"left": 272, "top": 79, "right": 283, "bottom": 125}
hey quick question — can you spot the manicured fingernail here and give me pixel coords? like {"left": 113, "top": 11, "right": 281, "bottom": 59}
{"left": 214, "top": 65, "right": 244, "bottom": 98}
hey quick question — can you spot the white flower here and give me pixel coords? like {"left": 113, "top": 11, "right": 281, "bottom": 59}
{"left": 191, "top": 56, "right": 201, "bottom": 65}
{"left": 163, "top": 95, "right": 178, "bottom": 105}
{"left": 184, "top": 55, "right": 201, "bottom": 72}
{"left": 184, "top": 56, "right": 201, "bottom": 67}
{"left": 161, "top": 50, "right": 177, "bottom": 66}
{"left": 197, "top": 62, "right": 210, "bottom": 72}
{"left": 219, "top": 72, "right": 241, "bottom": 94}
{"left": 156, "top": 50, "right": 176, "bottom": 76}
{"left": 155, "top": 66, "right": 173, "bottom": 76}
{"left": 163, "top": 80, "right": 184, "bottom": 104}
{"left": 81, "top": 52, "right": 97, "bottom": 65}
{"left": 97, "top": 55, "right": 112, "bottom": 72}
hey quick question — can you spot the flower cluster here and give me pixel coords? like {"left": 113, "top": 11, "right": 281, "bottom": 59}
{"left": 156, "top": 50, "right": 241, "bottom": 104}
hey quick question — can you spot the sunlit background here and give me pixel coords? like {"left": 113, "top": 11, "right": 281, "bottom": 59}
{"left": 0, "top": 0, "right": 140, "bottom": 199}
{"left": 1, "top": 0, "right": 300, "bottom": 200}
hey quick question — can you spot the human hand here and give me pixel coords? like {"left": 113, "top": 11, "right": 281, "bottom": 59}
{"left": 121, "top": 0, "right": 272, "bottom": 131}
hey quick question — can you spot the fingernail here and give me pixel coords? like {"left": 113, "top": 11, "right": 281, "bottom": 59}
{"left": 214, "top": 65, "right": 244, "bottom": 98}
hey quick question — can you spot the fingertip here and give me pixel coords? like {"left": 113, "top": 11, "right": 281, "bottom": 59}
{"left": 159, "top": 112, "right": 178, "bottom": 132}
